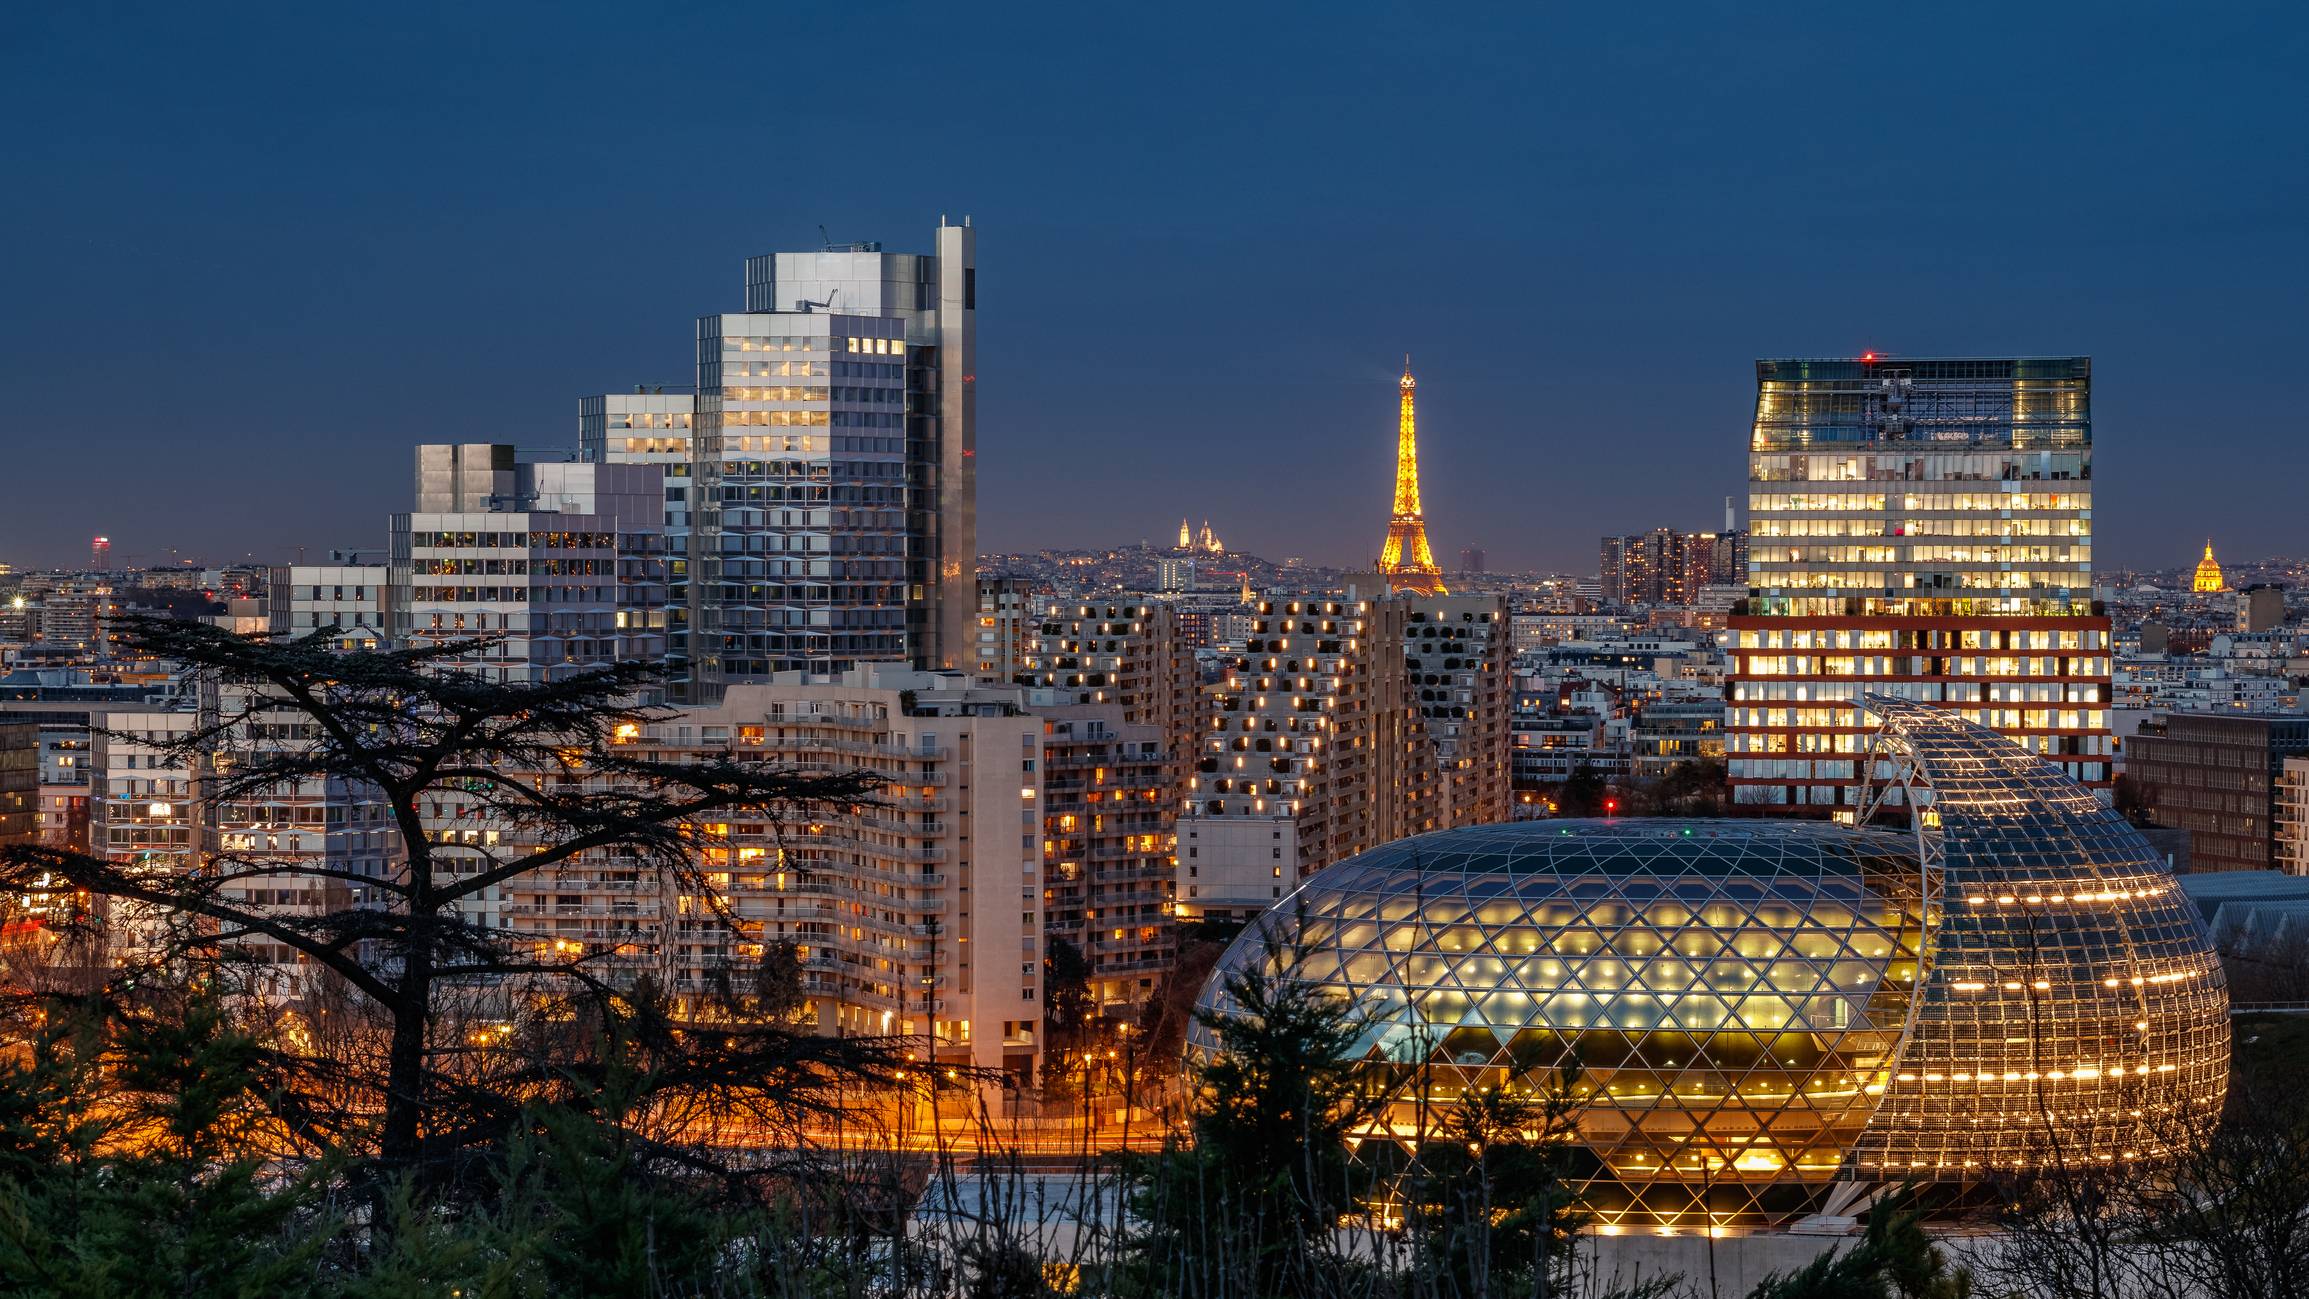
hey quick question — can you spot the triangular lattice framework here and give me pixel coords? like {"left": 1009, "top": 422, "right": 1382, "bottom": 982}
{"left": 1193, "top": 700, "right": 2230, "bottom": 1230}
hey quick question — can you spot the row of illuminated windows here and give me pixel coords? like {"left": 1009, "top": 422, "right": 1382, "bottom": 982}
{"left": 1753, "top": 545, "right": 2090, "bottom": 565}
{"left": 724, "top": 336, "right": 905, "bottom": 357}
{"left": 725, "top": 359, "right": 828, "bottom": 377}
{"left": 1754, "top": 572, "right": 2088, "bottom": 590}
{"left": 410, "top": 530, "right": 613, "bottom": 550}
{"left": 1735, "top": 682, "right": 2105, "bottom": 708}
{"left": 409, "top": 558, "right": 614, "bottom": 576}
{"left": 1737, "top": 656, "right": 2107, "bottom": 678}
{"left": 1755, "top": 518, "right": 2090, "bottom": 539}
{"left": 1747, "top": 596, "right": 2097, "bottom": 617}
{"left": 1734, "top": 628, "right": 2106, "bottom": 651}
{"left": 713, "top": 411, "right": 905, "bottom": 430}
{"left": 1750, "top": 452, "right": 2089, "bottom": 483}
{"left": 1727, "top": 708, "right": 2108, "bottom": 733}
{"left": 408, "top": 586, "right": 626, "bottom": 605}
{"left": 1725, "top": 679, "right": 2106, "bottom": 704}
{"left": 1750, "top": 492, "right": 2091, "bottom": 512}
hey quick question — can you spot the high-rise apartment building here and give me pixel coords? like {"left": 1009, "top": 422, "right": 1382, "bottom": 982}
{"left": 689, "top": 223, "right": 976, "bottom": 697}
{"left": 1177, "top": 595, "right": 1440, "bottom": 921}
{"left": 1599, "top": 529, "right": 1744, "bottom": 606}
{"left": 1175, "top": 592, "right": 1516, "bottom": 920}
{"left": 389, "top": 444, "right": 668, "bottom": 683}
{"left": 1015, "top": 601, "right": 1196, "bottom": 1009}
{"left": 582, "top": 389, "right": 696, "bottom": 679}
{"left": 506, "top": 666, "right": 1044, "bottom": 1079}
{"left": 973, "top": 576, "right": 1034, "bottom": 682}
{"left": 1729, "top": 356, "right": 2110, "bottom": 812}
{"left": 196, "top": 683, "right": 400, "bottom": 997}
{"left": 1406, "top": 595, "right": 1513, "bottom": 829}
{"left": 88, "top": 708, "right": 196, "bottom": 955}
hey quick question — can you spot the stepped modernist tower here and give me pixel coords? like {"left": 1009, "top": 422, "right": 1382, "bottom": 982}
{"left": 1376, "top": 359, "right": 1447, "bottom": 594}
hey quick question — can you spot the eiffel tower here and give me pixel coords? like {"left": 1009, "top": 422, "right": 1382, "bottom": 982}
{"left": 1376, "top": 357, "right": 1446, "bottom": 594}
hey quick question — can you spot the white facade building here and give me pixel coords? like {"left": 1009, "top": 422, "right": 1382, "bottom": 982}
{"left": 267, "top": 563, "right": 391, "bottom": 649}
{"left": 389, "top": 444, "right": 668, "bottom": 683}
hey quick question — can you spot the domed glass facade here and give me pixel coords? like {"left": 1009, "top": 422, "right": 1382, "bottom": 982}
{"left": 1192, "top": 696, "right": 2229, "bottom": 1229}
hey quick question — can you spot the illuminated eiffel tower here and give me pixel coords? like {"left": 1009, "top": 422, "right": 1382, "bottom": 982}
{"left": 1376, "top": 357, "right": 1446, "bottom": 594}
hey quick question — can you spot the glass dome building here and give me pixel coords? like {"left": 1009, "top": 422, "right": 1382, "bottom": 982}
{"left": 1192, "top": 696, "right": 2229, "bottom": 1229}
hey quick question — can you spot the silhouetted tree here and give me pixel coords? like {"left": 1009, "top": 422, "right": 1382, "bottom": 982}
{"left": 0, "top": 617, "right": 895, "bottom": 1200}
{"left": 1120, "top": 930, "right": 1384, "bottom": 1296}
{"left": 1746, "top": 1196, "right": 1972, "bottom": 1299}
{"left": 1557, "top": 764, "right": 1608, "bottom": 818}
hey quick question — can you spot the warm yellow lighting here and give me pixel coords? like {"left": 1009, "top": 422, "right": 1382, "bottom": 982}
{"left": 1374, "top": 357, "right": 1445, "bottom": 594}
{"left": 2192, "top": 541, "right": 2226, "bottom": 593}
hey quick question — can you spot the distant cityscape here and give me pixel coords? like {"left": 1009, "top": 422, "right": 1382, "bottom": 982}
{"left": 4, "top": 227, "right": 2307, "bottom": 1248}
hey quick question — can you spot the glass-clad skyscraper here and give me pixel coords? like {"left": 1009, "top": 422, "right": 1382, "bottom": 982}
{"left": 686, "top": 223, "right": 976, "bottom": 699}
{"left": 1729, "top": 357, "right": 2110, "bottom": 811}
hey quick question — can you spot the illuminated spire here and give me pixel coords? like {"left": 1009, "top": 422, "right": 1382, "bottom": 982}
{"left": 1178, "top": 518, "right": 1192, "bottom": 549}
{"left": 1376, "top": 356, "right": 1446, "bottom": 594}
{"left": 2192, "top": 540, "right": 2226, "bottom": 593}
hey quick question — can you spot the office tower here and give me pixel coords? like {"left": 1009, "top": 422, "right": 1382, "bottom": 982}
{"left": 1729, "top": 356, "right": 2111, "bottom": 812}
{"left": 582, "top": 389, "right": 696, "bottom": 680}
{"left": 267, "top": 563, "right": 391, "bottom": 649}
{"left": 516, "top": 666, "right": 1043, "bottom": 1079}
{"left": 89, "top": 536, "right": 109, "bottom": 572}
{"left": 1177, "top": 595, "right": 1434, "bottom": 921}
{"left": 2129, "top": 713, "right": 2309, "bottom": 873}
{"left": 1458, "top": 544, "right": 1487, "bottom": 575}
{"left": 973, "top": 575, "right": 1033, "bottom": 681}
{"left": 1376, "top": 362, "right": 1446, "bottom": 595}
{"left": 690, "top": 222, "right": 976, "bottom": 697}
{"left": 1015, "top": 601, "right": 1196, "bottom": 1009}
{"left": 1406, "top": 594, "right": 1513, "bottom": 829}
{"left": 389, "top": 444, "right": 668, "bottom": 683}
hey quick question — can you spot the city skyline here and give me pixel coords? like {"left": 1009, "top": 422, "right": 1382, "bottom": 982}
{"left": 4, "top": 5, "right": 2305, "bottom": 574}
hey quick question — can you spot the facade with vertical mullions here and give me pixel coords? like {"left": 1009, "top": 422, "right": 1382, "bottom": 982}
{"left": 688, "top": 222, "right": 976, "bottom": 699}
{"left": 2128, "top": 713, "right": 2309, "bottom": 874}
{"left": 583, "top": 390, "right": 696, "bottom": 682}
{"left": 1729, "top": 357, "right": 2110, "bottom": 813}
{"left": 691, "top": 312, "right": 910, "bottom": 682}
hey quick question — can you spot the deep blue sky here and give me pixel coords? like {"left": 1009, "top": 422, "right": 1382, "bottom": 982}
{"left": 3, "top": 2, "right": 2303, "bottom": 573}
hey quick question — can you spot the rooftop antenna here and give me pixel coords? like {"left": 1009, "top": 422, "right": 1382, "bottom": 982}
{"left": 819, "top": 223, "right": 834, "bottom": 248}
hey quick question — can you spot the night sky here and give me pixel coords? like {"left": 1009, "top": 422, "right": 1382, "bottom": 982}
{"left": 3, "top": 2, "right": 2303, "bottom": 573}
